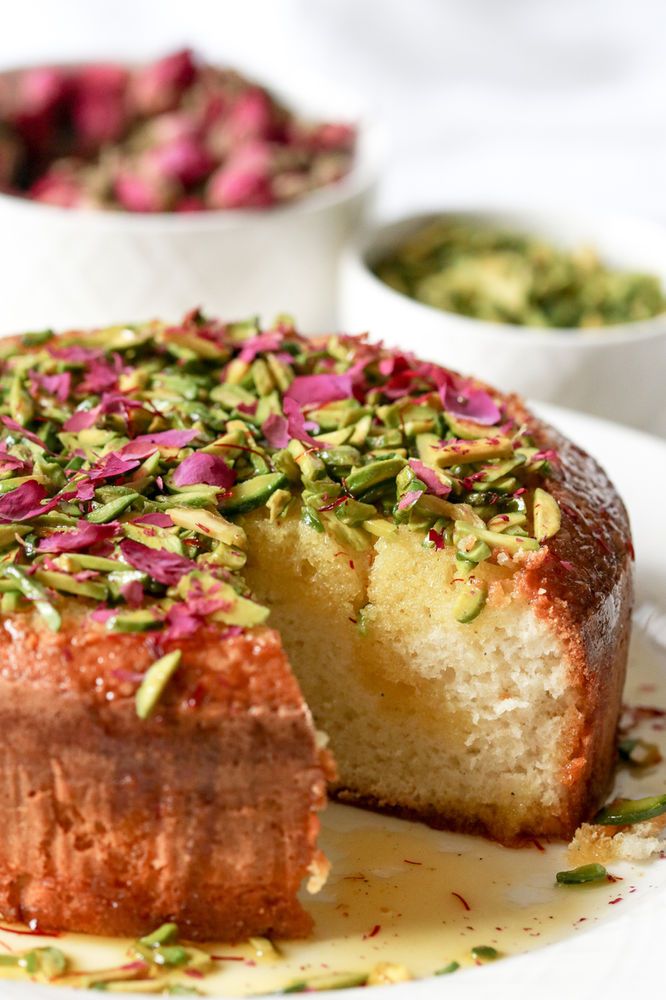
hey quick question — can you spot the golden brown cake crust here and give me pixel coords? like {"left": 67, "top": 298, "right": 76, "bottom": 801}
{"left": 513, "top": 397, "right": 633, "bottom": 839}
{"left": 0, "top": 620, "right": 329, "bottom": 940}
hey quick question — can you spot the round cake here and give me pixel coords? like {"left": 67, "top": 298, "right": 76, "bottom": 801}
{"left": 0, "top": 312, "right": 632, "bottom": 939}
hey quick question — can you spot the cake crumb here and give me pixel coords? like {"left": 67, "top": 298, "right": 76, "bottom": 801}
{"left": 568, "top": 814, "right": 666, "bottom": 863}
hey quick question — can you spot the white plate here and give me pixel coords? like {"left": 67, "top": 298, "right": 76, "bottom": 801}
{"left": 3, "top": 403, "right": 666, "bottom": 1000}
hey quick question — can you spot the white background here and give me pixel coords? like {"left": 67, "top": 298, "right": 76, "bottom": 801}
{"left": 1, "top": 0, "right": 665, "bottom": 221}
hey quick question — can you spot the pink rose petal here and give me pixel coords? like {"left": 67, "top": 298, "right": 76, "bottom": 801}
{"left": 119, "top": 539, "right": 196, "bottom": 586}
{"left": 397, "top": 489, "right": 423, "bottom": 511}
{"left": 0, "top": 480, "right": 63, "bottom": 522}
{"left": 132, "top": 513, "right": 174, "bottom": 528}
{"left": 261, "top": 412, "right": 289, "bottom": 449}
{"left": 408, "top": 459, "right": 452, "bottom": 498}
{"left": 285, "top": 373, "right": 353, "bottom": 407}
{"left": 38, "top": 520, "right": 119, "bottom": 553}
{"left": 1, "top": 415, "right": 52, "bottom": 451}
{"left": 283, "top": 397, "right": 321, "bottom": 447}
{"left": 441, "top": 383, "right": 501, "bottom": 426}
{"left": 171, "top": 453, "right": 235, "bottom": 488}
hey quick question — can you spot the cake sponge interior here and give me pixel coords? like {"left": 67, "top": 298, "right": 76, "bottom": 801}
{"left": 243, "top": 510, "right": 579, "bottom": 843}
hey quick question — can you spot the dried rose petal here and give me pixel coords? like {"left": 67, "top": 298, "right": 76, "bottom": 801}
{"left": 171, "top": 453, "right": 235, "bottom": 488}
{"left": 397, "top": 489, "right": 423, "bottom": 511}
{"left": 262, "top": 412, "right": 289, "bottom": 449}
{"left": 0, "top": 480, "right": 62, "bottom": 522}
{"left": 120, "top": 579, "right": 144, "bottom": 607}
{"left": 132, "top": 513, "right": 174, "bottom": 527}
{"left": 30, "top": 370, "right": 71, "bottom": 402}
{"left": 285, "top": 374, "right": 353, "bottom": 407}
{"left": 408, "top": 459, "right": 452, "bottom": 498}
{"left": 283, "top": 397, "right": 320, "bottom": 447}
{"left": 441, "top": 383, "right": 501, "bottom": 426}
{"left": 1, "top": 415, "right": 51, "bottom": 451}
{"left": 120, "top": 539, "right": 196, "bottom": 585}
{"left": 63, "top": 405, "right": 102, "bottom": 432}
{"left": 38, "top": 520, "right": 119, "bottom": 553}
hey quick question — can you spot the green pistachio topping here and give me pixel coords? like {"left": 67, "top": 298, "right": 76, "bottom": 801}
{"left": 434, "top": 961, "right": 460, "bottom": 975}
{"left": 594, "top": 794, "right": 666, "bottom": 826}
{"left": 470, "top": 945, "right": 500, "bottom": 962}
{"left": 135, "top": 650, "right": 183, "bottom": 720}
{"left": 374, "top": 218, "right": 666, "bottom": 328}
{"left": 556, "top": 863, "right": 608, "bottom": 885}
{"left": 0, "top": 310, "right": 565, "bottom": 649}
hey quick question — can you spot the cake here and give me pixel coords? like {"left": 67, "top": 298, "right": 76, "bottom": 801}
{"left": 0, "top": 311, "right": 632, "bottom": 939}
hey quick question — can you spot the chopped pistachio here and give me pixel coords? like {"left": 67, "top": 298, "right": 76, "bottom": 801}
{"left": 136, "top": 650, "right": 183, "bottom": 720}
{"left": 532, "top": 487, "right": 561, "bottom": 542}
{"left": 594, "top": 794, "right": 666, "bottom": 826}
{"left": 0, "top": 564, "right": 61, "bottom": 631}
{"left": 470, "top": 945, "right": 500, "bottom": 962}
{"left": 374, "top": 217, "right": 666, "bottom": 328}
{"left": 556, "top": 863, "right": 608, "bottom": 885}
{"left": 434, "top": 961, "right": 460, "bottom": 975}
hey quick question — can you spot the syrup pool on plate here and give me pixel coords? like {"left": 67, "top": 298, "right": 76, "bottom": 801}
{"left": 1, "top": 625, "right": 664, "bottom": 995}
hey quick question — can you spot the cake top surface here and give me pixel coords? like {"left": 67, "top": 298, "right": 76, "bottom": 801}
{"left": 0, "top": 310, "right": 566, "bottom": 647}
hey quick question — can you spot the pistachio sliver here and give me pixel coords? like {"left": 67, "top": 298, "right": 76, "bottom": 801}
{"left": 454, "top": 520, "right": 539, "bottom": 554}
{"left": 136, "top": 650, "right": 183, "bottom": 720}
{"left": 0, "top": 564, "right": 61, "bottom": 631}
{"left": 33, "top": 569, "right": 108, "bottom": 601}
{"left": 87, "top": 492, "right": 140, "bottom": 524}
{"left": 533, "top": 487, "right": 561, "bottom": 542}
{"left": 345, "top": 457, "right": 406, "bottom": 496}
{"left": 470, "top": 945, "right": 500, "bottom": 962}
{"left": 433, "top": 437, "right": 514, "bottom": 469}
{"left": 556, "top": 863, "right": 608, "bottom": 885}
{"left": 594, "top": 794, "right": 666, "bottom": 826}
{"left": 168, "top": 506, "right": 246, "bottom": 548}
{"left": 453, "top": 577, "right": 488, "bottom": 624}
{"left": 139, "top": 923, "right": 180, "bottom": 948}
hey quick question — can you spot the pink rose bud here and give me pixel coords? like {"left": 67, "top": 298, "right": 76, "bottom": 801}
{"left": 114, "top": 166, "right": 178, "bottom": 212}
{"left": 148, "top": 135, "right": 213, "bottom": 185}
{"left": 29, "top": 168, "right": 86, "bottom": 208}
{"left": 175, "top": 194, "right": 206, "bottom": 212}
{"left": 71, "top": 64, "right": 129, "bottom": 146}
{"left": 206, "top": 161, "right": 273, "bottom": 209}
{"left": 13, "top": 67, "right": 69, "bottom": 151}
{"left": 225, "top": 88, "right": 277, "bottom": 143}
{"left": 308, "top": 122, "right": 356, "bottom": 151}
{"left": 146, "top": 111, "right": 198, "bottom": 146}
{"left": 131, "top": 48, "right": 197, "bottom": 116}
{"left": 0, "top": 126, "right": 22, "bottom": 187}
{"left": 16, "top": 67, "right": 68, "bottom": 117}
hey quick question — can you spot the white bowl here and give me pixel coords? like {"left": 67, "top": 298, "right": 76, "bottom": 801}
{"left": 339, "top": 208, "right": 666, "bottom": 435}
{"left": 0, "top": 72, "right": 380, "bottom": 335}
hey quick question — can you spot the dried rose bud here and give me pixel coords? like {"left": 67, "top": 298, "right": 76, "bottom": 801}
{"left": 71, "top": 64, "right": 129, "bottom": 147}
{"left": 0, "top": 125, "right": 22, "bottom": 187}
{"left": 224, "top": 88, "right": 279, "bottom": 144}
{"left": 130, "top": 49, "right": 197, "bottom": 117}
{"left": 29, "top": 166, "right": 86, "bottom": 208}
{"left": 147, "top": 134, "right": 213, "bottom": 186}
{"left": 114, "top": 163, "right": 179, "bottom": 212}
{"left": 205, "top": 139, "right": 275, "bottom": 209}
{"left": 206, "top": 161, "right": 273, "bottom": 209}
{"left": 307, "top": 121, "right": 356, "bottom": 152}
{"left": 174, "top": 194, "right": 206, "bottom": 212}
{"left": 12, "top": 66, "right": 69, "bottom": 151}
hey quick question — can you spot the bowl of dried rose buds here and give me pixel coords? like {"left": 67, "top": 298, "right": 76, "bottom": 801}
{"left": 340, "top": 208, "right": 666, "bottom": 433}
{"left": 0, "top": 49, "right": 380, "bottom": 333}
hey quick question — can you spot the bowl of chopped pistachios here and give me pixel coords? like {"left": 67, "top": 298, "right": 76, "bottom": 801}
{"left": 340, "top": 209, "right": 666, "bottom": 434}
